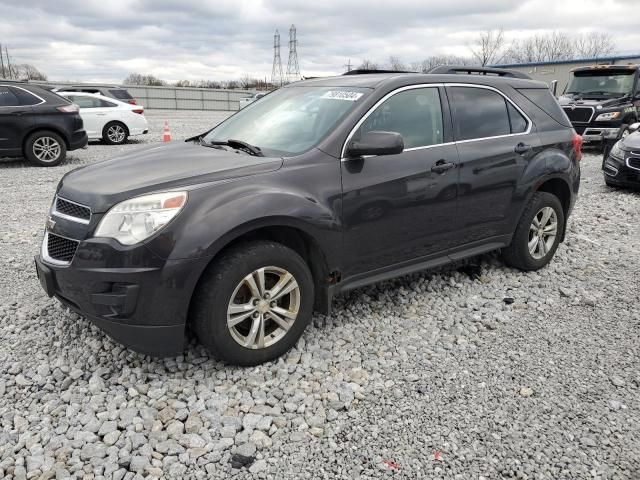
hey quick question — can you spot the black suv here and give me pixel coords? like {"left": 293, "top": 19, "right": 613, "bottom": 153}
{"left": 0, "top": 82, "right": 87, "bottom": 166}
{"left": 35, "top": 67, "right": 581, "bottom": 365}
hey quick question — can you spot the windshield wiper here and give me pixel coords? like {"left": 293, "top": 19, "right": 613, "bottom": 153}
{"left": 207, "top": 139, "right": 264, "bottom": 157}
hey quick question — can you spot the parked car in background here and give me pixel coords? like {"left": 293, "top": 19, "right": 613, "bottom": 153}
{"left": 602, "top": 122, "right": 640, "bottom": 188}
{"left": 239, "top": 92, "right": 267, "bottom": 109}
{"left": 0, "top": 81, "right": 87, "bottom": 166}
{"left": 35, "top": 66, "right": 581, "bottom": 365}
{"left": 55, "top": 85, "right": 138, "bottom": 105}
{"left": 58, "top": 92, "right": 148, "bottom": 145}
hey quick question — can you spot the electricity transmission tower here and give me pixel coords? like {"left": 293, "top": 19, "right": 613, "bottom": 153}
{"left": 286, "top": 24, "right": 301, "bottom": 82}
{"left": 344, "top": 59, "right": 353, "bottom": 72}
{"left": 271, "top": 30, "right": 283, "bottom": 87}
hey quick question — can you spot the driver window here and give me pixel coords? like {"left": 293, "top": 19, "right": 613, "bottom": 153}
{"left": 356, "top": 87, "right": 443, "bottom": 149}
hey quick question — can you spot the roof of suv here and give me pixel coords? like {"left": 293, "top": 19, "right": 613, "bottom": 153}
{"left": 290, "top": 72, "right": 548, "bottom": 90}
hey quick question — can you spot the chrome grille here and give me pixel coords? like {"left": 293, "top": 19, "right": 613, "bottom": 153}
{"left": 46, "top": 233, "right": 79, "bottom": 263}
{"left": 562, "top": 106, "right": 594, "bottom": 124}
{"left": 627, "top": 157, "right": 640, "bottom": 171}
{"left": 54, "top": 197, "right": 91, "bottom": 223}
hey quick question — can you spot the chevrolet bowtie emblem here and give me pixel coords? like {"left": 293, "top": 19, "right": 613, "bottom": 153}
{"left": 46, "top": 216, "right": 56, "bottom": 231}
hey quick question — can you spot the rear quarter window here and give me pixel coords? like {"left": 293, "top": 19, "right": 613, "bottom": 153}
{"left": 10, "top": 87, "right": 43, "bottom": 106}
{"left": 0, "top": 86, "right": 20, "bottom": 107}
{"left": 518, "top": 88, "right": 572, "bottom": 127}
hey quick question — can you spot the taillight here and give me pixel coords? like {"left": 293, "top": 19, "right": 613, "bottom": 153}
{"left": 128, "top": 99, "right": 137, "bottom": 105}
{"left": 572, "top": 132, "right": 583, "bottom": 161}
{"left": 132, "top": 108, "right": 144, "bottom": 114}
{"left": 57, "top": 104, "right": 79, "bottom": 113}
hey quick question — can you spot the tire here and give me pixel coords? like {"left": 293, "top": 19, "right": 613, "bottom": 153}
{"left": 503, "top": 192, "right": 565, "bottom": 271}
{"left": 191, "top": 241, "right": 314, "bottom": 366}
{"left": 102, "top": 122, "right": 129, "bottom": 145}
{"left": 24, "top": 130, "right": 66, "bottom": 167}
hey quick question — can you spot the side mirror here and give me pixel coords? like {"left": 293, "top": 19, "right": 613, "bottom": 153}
{"left": 550, "top": 80, "right": 558, "bottom": 97}
{"left": 345, "top": 131, "right": 404, "bottom": 158}
{"left": 629, "top": 122, "right": 640, "bottom": 133}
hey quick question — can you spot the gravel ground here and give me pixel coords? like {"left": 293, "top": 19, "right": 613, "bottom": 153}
{"left": 1, "top": 110, "right": 639, "bottom": 479}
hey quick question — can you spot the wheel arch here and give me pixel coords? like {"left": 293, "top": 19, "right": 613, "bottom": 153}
{"left": 533, "top": 176, "right": 572, "bottom": 241}
{"left": 186, "top": 220, "right": 334, "bottom": 328}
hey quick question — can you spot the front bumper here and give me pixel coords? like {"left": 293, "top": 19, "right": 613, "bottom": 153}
{"left": 581, "top": 127, "right": 621, "bottom": 143}
{"left": 34, "top": 236, "right": 210, "bottom": 357}
{"left": 602, "top": 154, "right": 640, "bottom": 188}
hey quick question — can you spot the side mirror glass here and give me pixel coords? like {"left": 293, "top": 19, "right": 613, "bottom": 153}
{"left": 629, "top": 122, "right": 640, "bottom": 133}
{"left": 550, "top": 80, "right": 558, "bottom": 97}
{"left": 346, "top": 131, "right": 404, "bottom": 158}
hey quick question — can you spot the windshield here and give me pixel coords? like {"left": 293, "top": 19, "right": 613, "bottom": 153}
{"left": 204, "top": 86, "right": 370, "bottom": 156}
{"left": 566, "top": 71, "right": 635, "bottom": 96}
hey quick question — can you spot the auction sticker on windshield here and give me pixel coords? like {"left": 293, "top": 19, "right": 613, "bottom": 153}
{"left": 321, "top": 91, "right": 364, "bottom": 101}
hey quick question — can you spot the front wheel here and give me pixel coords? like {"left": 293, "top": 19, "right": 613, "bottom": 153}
{"left": 503, "top": 192, "right": 565, "bottom": 271}
{"left": 191, "top": 241, "right": 314, "bottom": 366}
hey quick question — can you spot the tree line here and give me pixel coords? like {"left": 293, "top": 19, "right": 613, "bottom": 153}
{"left": 123, "top": 73, "right": 273, "bottom": 90}
{"left": 357, "top": 30, "right": 617, "bottom": 71}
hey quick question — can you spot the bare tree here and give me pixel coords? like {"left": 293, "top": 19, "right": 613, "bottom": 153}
{"left": 469, "top": 29, "right": 506, "bottom": 66}
{"left": 505, "top": 31, "right": 574, "bottom": 63}
{"left": 15, "top": 64, "right": 47, "bottom": 80}
{"left": 358, "top": 59, "right": 379, "bottom": 70}
{"left": 387, "top": 56, "right": 406, "bottom": 71}
{"left": 418, "top": 55, "right": 477, "bottom": 71}
{"left": 574, "top": 32, "right": 616, "bottom": 59}
{"left": 123, "top": 73, "right": 165, "bottom": 86}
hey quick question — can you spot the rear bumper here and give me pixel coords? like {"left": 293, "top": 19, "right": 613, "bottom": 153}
{"left": 69, "top": 130, "right": 88, "bottom": 151}
{"left": 34, "top": 244, "right": 210, "bottom": 357}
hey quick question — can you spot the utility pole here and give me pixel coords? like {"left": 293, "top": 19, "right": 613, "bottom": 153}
{"left": 285, "top": 24, "right": 301, "bottom": 83}
{"left": 271, "top": 30, "right": 283, "bottom": 87}
{"left": 344, "top": 59, "right": 353, "bottom": 72}
{"left": 0, "top": 44, "right": 5, "bottom": 78}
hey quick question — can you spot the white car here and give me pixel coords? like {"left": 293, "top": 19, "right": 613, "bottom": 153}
{"left": 57, "top": 92, "right": 148, "bottom": 145}
{"left": 239, "top": 92, "right": 267, "bottom": 109}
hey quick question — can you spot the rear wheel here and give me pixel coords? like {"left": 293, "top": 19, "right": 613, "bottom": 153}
{"left": 503, "top": 192, "right": 565, "bottom": 271}
{"left": 102, "top": 122, "right": 128, "bottom": 145}
{"left": 191, "top": 241, "right": 314, "bottom": 366}
{"left": 24, "top": 131, "right": 66, "bottom": 167}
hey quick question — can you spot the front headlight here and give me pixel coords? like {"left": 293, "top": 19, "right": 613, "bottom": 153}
{"left": 595, "top": 111, "right": 621, "bottom": 121}
{"left": 94, "top": 191, "right": 187, "bottom": 245}
{"left": 609, "top": 141, "right": 624, "bottom": 160}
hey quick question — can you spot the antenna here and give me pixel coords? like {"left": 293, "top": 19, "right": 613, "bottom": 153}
{"left": 286, "top": 24, "right": 301, "bottom": 82}
{"left": 271, "top": 30, "right": 283, "bottom": 87}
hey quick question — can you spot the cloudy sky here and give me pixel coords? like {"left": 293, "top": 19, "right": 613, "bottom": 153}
{"left": 1, "top": 0, "right": 638, "bottom": 83}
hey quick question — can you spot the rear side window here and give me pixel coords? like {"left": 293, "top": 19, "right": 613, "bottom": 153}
{"left": 0, "top": 86, "right": 20, "bottom": 107}
{"left": 69, "top": 96, "right": 116, "bottom": 108}
{"left": 10, "top": 87, "right": 42, "bottom": 106}
{"left": 518, "top": 88, "right": 572, "bottom": 127}
{"left": 356, "top": 87, "right": 444, "bottom": 149}
{"left": 109, "top": 89, "right": 133, "bottom": 100}
{"left": 507, "top": 102, "right": 528, "bottom": 133}
{"left": 449, "top": 87, "right": 513, "bottom": 141}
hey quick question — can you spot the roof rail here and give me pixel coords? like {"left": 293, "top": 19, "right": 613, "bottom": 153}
{"left": 427, "top": 65, "right": 531, "bottom": 79}
{"left": 343, "top": 69, "right": 412, "bottom": 76}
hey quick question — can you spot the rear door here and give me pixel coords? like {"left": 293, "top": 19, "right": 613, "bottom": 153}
{"left": 0, "top": 86, "right": 35, "bottom": 155}
{"left": 68, "top": 95, "right": 118, "bottom": 138}
{"left": 446, "top": 84, "right": 540, "bottom": 249}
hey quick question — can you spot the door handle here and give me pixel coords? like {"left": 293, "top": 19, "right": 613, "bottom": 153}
{"left": 431, "top": 159, "right": 455, "bottom": 174}
{"left": 514, "top": 142, "right": 532, "bottom": 155}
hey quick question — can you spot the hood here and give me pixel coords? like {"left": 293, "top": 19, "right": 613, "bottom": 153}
{"left": 558, "top": 95, "right": 627, "bottom": 108}
{"left": 620, "top": 131, "right": 640, "bottom": 150}
{"left": 57, "top": 141, "right": 283, "bottom": 213}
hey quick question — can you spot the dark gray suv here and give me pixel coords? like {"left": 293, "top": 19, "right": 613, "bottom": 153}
{"left": 35, "top": 66, "right": 581, "bottom": 365}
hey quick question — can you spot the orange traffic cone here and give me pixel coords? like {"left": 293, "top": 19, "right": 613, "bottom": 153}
{"left": 162, "top": 121, "right": 171, "bottom": 142}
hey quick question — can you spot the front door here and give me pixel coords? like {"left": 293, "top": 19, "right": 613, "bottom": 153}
{"left": 341, "top": 86, "right": 459, "bottom": 277}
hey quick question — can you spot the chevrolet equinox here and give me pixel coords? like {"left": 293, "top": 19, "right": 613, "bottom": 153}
{"left": 35, "top": 66, "right": 581, "bottom": 365}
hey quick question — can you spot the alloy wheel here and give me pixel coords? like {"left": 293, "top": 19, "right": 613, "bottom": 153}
{"left": 528, "top": 206, "right": 558, "bottom": 260}
{"left": 32, "top": 137, "right": 61, "bottom": 163}
{"left": 107, "top": 125, "right": 126, "bottom": 143}
{"left": 226, "top": 266, "right": 300, "bottom": 349}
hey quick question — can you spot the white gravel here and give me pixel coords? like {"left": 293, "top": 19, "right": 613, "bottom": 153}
{"left": 1, "top": 110, "right": 639, "bottom": 479}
